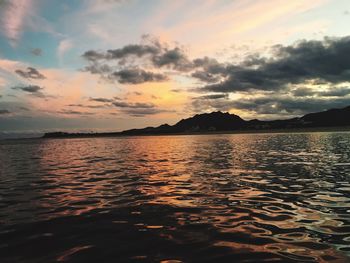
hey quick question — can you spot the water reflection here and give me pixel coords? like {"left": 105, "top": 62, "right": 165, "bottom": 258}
{"left": 0, "top": 133, "right": 350, "bottom": 262}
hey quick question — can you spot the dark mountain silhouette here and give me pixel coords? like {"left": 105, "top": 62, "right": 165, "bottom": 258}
{"left": 301, "top": 106, "right": 350, "bottom": 127}
{"left": 43, "top": 105, "right": 350, "bottom": 138}
{"left": 174, "top": 111, "right": 245, "bottom": 131}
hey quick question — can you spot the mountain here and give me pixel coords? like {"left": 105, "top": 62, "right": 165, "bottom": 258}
{"left": 172, "top": 111, "right": 245, "bottom": 132}
{"left": 301, "top": 106, "right": 350, "bottom": 127}
{"left": 43, "top": 105, "right": 350, "bottom": 138}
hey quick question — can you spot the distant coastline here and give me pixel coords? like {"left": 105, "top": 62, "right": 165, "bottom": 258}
{"left": 40, "top": 126, "right": 350, "bottom": 139}
{"left": 43, "top": 105, "right": 350, "bottom": 139}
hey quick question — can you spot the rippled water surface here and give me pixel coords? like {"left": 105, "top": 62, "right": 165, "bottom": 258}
{"left": 1, "top": 132, "right": 350, "bottom": 262}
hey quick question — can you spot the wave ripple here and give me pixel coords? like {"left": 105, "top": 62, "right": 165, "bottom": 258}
{"left": 0, "top": 132, "right": 350, "bottom": 262}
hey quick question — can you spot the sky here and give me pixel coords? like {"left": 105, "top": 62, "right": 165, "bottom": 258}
{"left": 0, "top": 0, "right": 350, "bottom": 133}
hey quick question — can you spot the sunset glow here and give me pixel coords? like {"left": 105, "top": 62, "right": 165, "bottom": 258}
{"left": 1, "top": 0, "right": 350, "bottom": 133}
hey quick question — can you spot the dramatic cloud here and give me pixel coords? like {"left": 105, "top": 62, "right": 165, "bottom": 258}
{"left": 83, "top": 36, "right": 350, "bottom": 93}
{"left": 192, "top": 92, "right": 350, "bottom": 118}
{"left": 82, "top": 38, "right": 192, "bottom": 84}
{"left": 110, "top": 68, "right": 168, "bottom": 84}
{"left": 199, "top": 36, "right": 350, "bottom": 93}
{"left": 232, "top": 96, "right": 350, "bottom": 116}
{"left": 83, "top": 42, "right": 198, "bottom": 74}
{"left": 83, "top": 40, "right": 191, "bottom": 71}
{"left": 15, "top": 67, "right": 46, "bottom": 79}
{"left": 187, "top": 36, "right": 350, "bottom": 117}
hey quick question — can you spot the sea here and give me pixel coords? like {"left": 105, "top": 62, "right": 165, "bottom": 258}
{"left": 0, "top": 132, "right": 350, "bottom": 262}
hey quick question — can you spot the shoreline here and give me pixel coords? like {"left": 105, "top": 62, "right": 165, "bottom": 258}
{"left": 2, "top": 126, "right": 350, "bottom": 141}
{"left": 40, "top": 126, "right": 350, "bottom": 139}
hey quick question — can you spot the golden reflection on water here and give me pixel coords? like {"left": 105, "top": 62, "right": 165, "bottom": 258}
{"left": 1, "top": 133, "right": 349, "bottom": 262}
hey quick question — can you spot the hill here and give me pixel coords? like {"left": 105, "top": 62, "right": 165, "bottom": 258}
{"left": 43, "top": 105, "right": 350, "bottom": 138}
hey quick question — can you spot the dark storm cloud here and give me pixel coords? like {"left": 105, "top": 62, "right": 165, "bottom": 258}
{"left": 30, "top": 48, "right": 42, "bottom": 56}
{"left": 200, "top": 36, "right": 350, "bottom": 93}
{"left": 110, "top": 68, "right": 168, "bottom": 84}
{"left": 0, "top": 109, "right": 10, "bottom": 115}
{"left": 15, "top": 67, "right": 46, "bottom": 80}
